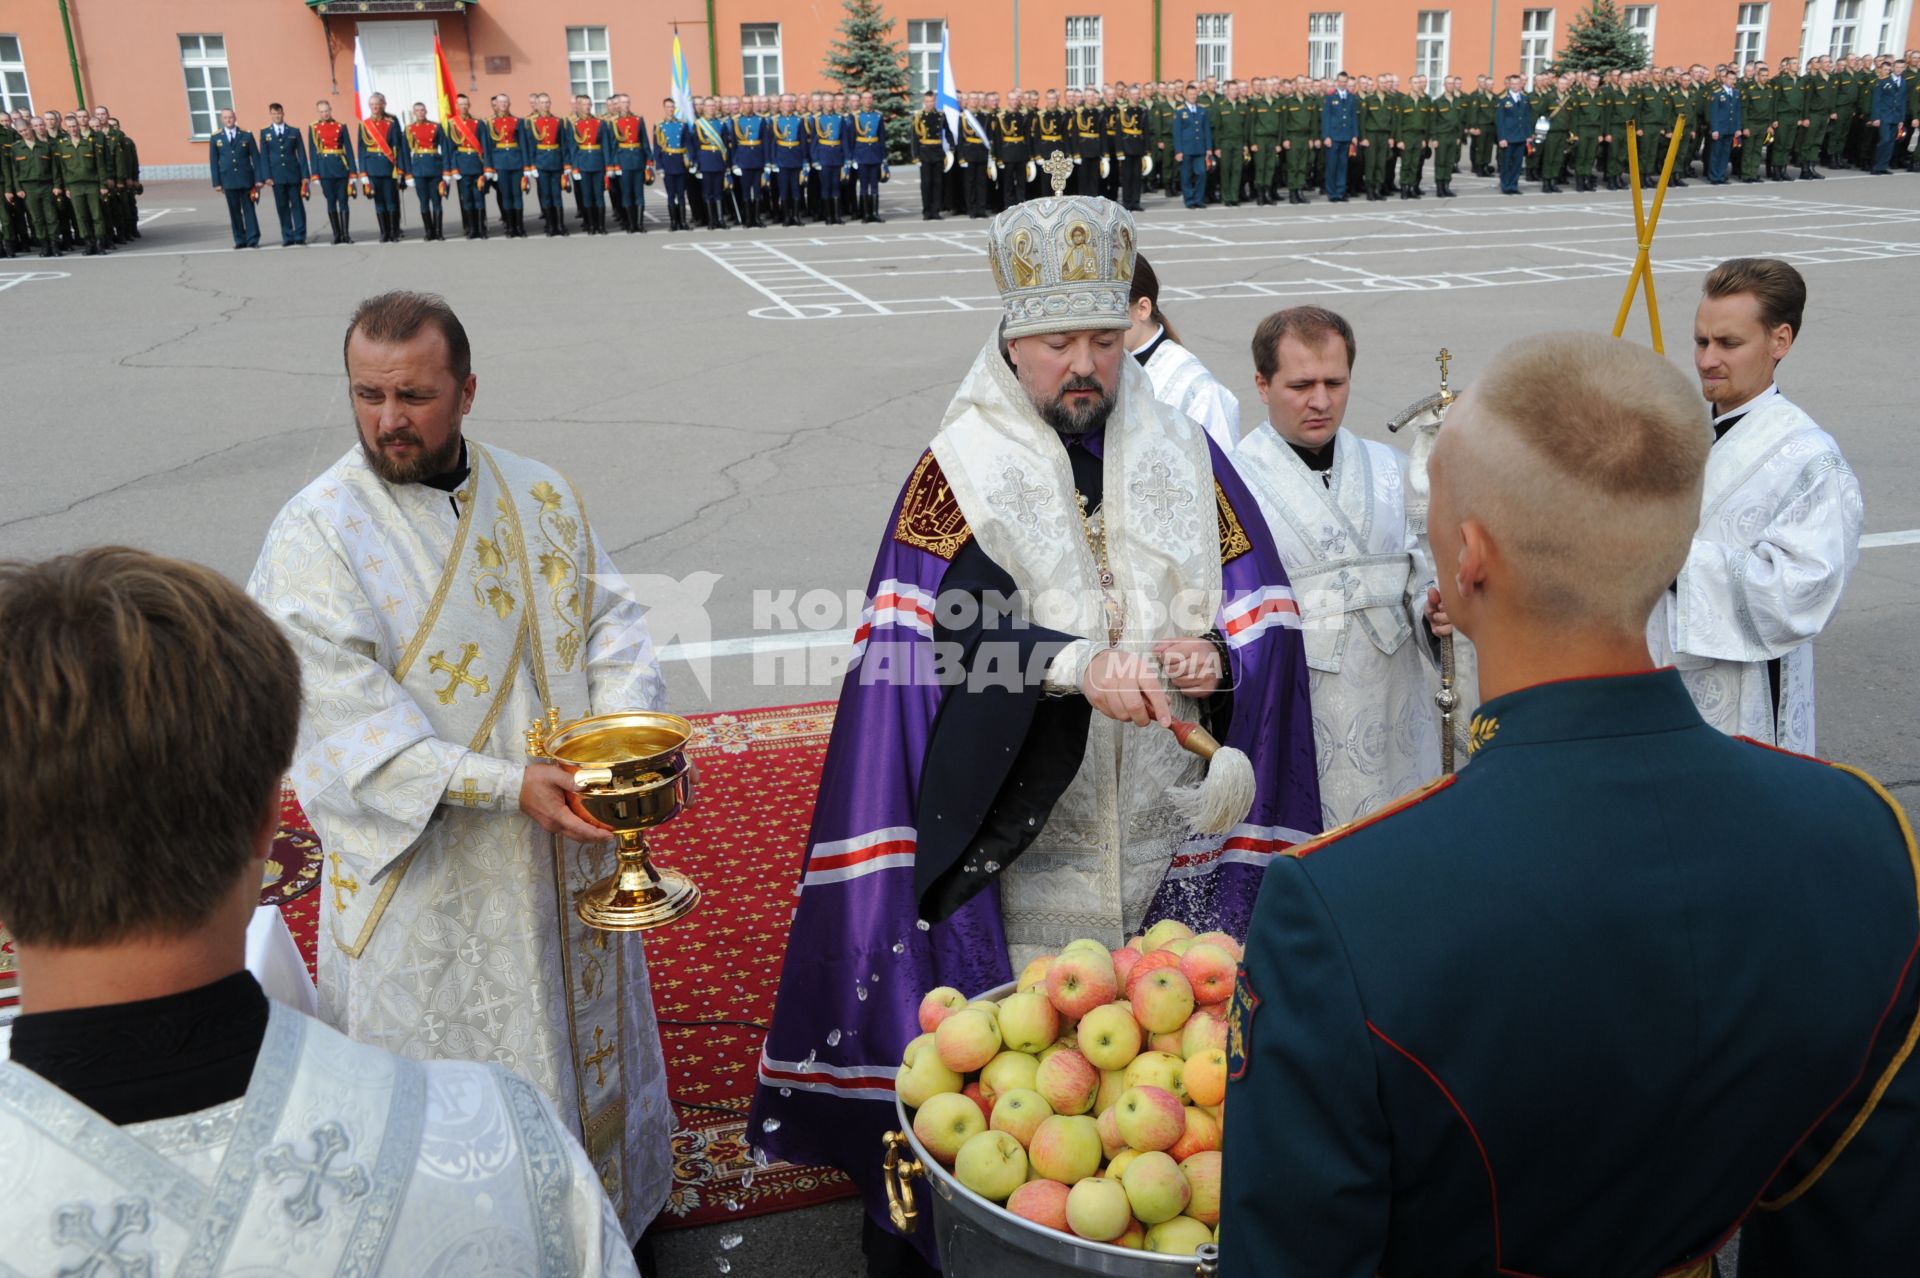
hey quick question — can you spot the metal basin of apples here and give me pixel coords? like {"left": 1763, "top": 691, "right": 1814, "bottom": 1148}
{"left": 885, "top": 981, "right": 1221, "bottom": 1278}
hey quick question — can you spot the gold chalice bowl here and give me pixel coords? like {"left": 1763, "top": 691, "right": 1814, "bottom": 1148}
{"left": 526, "top": 707, "right": 701, "bottom": 931}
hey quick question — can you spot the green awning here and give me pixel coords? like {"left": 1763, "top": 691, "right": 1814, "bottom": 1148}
{"left": 308, "top": 1, "right": 473, "bottom": 13}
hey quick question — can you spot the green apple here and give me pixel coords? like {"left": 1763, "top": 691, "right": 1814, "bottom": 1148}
{"left": 997, "top": 990, "right": 1060, "bottom": 1055}
{"left": 1141, "top": 919, "right": 1195, "bottom": 952}
{"left": 1027, "top": 1113, "right": 1102, "bottom": 1183}
{"left": 988, "top": 1086, "right": 1053, "bottom": 1147}
{"left": 1093, "top": 1066, "right": 1128, "bottom": 1117}
{"left": 1145, "top": 1215, "right": 1213, "bottom": 1254}
{"left": 896, "top": 1032, "right": 963, "bottom": 1108}
{"left": 1114, "top": 1085, "right": 1187, "bottom": 1152}
{"left": 1123, "top": 1050, "right": 1187, "bottom": 1099}
{"left": 913, "top": 1090, "right": 986, "bottom": 1166}
{"left": 1065, "top": 1175, "right": 1132, "bottom": 1242}
{"left": 1076, "top": 1002, "right": 1143, "bottom": 1072}
{"left": 934, "top": 1007, "right": 1002, "bottom": 1073}
{"left": 1129, "top": 968, "right": 1196, "bottom": 1035}
{"left": 953, "top": 1128, "right": 1028, "bottom": 1201}
{"left": 1120, "top": 1149, "right": 1191, "bottom": 1225}
{"left": 979, "top": 1049, "right": 1041, "bottom": 1105}
{"left": 1179, "top": 1149, "right": 1222, "bottom": 1226}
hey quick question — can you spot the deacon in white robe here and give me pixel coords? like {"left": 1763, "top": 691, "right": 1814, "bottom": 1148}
{"left": 1234, "top": 307, "right": 1440, "bottom": 826}
{"left": 1128, "top": 252, "right": 1243, "bottom": 451}
{"left": 1647, "top": 261, "right": 1864, "bottom": 752}
{"left": 246, "top": 298, "right": 672, "bottom": 1240}
{"left": 0, "top": 1000, "right": 638, "bottom": 1277}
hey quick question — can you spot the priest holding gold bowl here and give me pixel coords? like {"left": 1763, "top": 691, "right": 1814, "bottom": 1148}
{"left": 246, "top": 290, "right": 674, "bottom": 1245}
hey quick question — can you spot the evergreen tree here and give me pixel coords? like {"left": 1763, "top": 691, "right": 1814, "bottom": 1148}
{"left": 822, "top": 0, "right": 914, "bottom": 162}
{"left": 1547, "top": 0, "right": 1652, "bottom": 75}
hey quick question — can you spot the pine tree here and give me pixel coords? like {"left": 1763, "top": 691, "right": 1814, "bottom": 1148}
{"left": 1547, "top": 0, "right": 1652, "bottom": 75}
{"left": 822, "top": 0, "right": 914, "bottom": 162}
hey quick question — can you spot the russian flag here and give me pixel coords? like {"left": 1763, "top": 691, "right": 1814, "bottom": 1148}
{"left": 352, "top": 35, "right": 375, "bottom": 123}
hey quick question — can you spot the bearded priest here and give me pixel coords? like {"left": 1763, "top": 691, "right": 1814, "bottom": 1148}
{"left": 749, "top": 195, "right": 1321, "bottom": 1270}
{"left": 245, "top": 291, "right": 673, "bottom": 1248}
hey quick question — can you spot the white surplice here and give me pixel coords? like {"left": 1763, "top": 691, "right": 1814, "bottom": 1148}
{"left": 1647, "top": 389, "right": 1863, "bottom": 752}
{"left": 0, "top": 1001, "right": 638, "bottom": 1277}
{"left": 1137, "top": 328, "right": 1243, "bottom": 453}
{"left": 245, "top": 442, "right": 672, "bottom": 1240}
{"left": 1233, "top": 425, "right": 1440, "bottom": 827}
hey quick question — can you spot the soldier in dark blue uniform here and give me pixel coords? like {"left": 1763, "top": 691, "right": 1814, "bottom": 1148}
{"left": 486, "top": 94, "right": 530, "bottom": 239}
{"left": 689, "top": 99, "right": 733, "bottom": 232}
{"left": 608, "top": 93, "right": 652, "bottom": 233}
{"left": 850, "top": 92, "right": 888, "bottom": 224}
{"left": 1172, "top": 83, "right": 1214, "bottom": 209}
{"left": 257, "top": 103, "right": 308, "bottom": 246}
{"left": 769, "top": 95, "right": 810, "bottom": 227}
{"left": 1220, "top": 331, "right": 1919, "bottom": 1278}
{"left": 207, "top": 107, "right": 263, "bottom": 249}
{"left": 1708, "top": 70, "right": 1744, "bottom": 184}
{"left": 358, "top": 93, "right": 409, "bottom": 243}
{"left": 1495, "top": 73, "right": 1533, "bottom": 195}
{"left": 445, "top": 94, "right": 492, "bottom": 240}
{"left": 731, "top": 98, "right": 768, "bottom": 229}
{"left": 911, "top": 92, "right": 949, "bottom": 221}
{"left": 404, "top": 103, "right": 451, "bottom": 242}
{"left": 1321, "top": 74, "right": 1359, "bottom": 202}
{"left": 810, "top": 103, "right": 849, "bottom": 226}
{"left": 307, "top": 99, "right": 357, "bottom": 244}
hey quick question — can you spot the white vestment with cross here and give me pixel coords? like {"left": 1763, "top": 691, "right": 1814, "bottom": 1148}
{"left": 246, "top": 441, "right": 671, "bottom": 1241}
{"left": 0, "top": 1001, "right": 639, "bottom": 1276}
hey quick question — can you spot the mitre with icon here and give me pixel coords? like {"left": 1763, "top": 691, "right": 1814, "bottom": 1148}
{"left": 985, "top": 195, "right": 1138, "bottom": 340}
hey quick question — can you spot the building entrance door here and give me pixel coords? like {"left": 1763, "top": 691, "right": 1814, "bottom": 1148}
{"left": 358, "top": 20, "right": 441, "bottom": 118}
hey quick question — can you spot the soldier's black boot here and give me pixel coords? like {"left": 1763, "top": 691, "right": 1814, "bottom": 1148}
{"left": 557, "top": 205, "right": 570, "bottom": 236}
{"left": 39, "top": 237, "right": 56, "bottom": 258}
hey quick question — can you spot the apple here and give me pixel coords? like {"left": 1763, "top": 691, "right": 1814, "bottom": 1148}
{"left": 913, "top": 1091, "right": 986, "bottom": 1166}
{"left": 1168, "top": 1105, "right": 1221, "bottom": 1162}
{"left": 1147, "top": 1029, "right": 1185, "bottom": 1057}
{"left": 989, "top": 1087, "right": 1053, "bottom": 1147}
{"left": 1192, "top": 930, "right": 1243, "bottom": 961}
{"left": 1141, "top": 919, "right": 1195, "bottom": 952}
{"left": 1113, "top": 1220, "right": 1146, "bottom": 1249}
{"left": 1131, "top": 969, "right": 1196, "bottom": 1035}
{"left": 1034, "top": 1048, "right": 1099, "bottom": 1116}
{"left": 954, "top": 1129, "right": 1028, "bottom": 1201}
{"left": 997, "top": 990, "right": 1060, "bottom": 1055}
{"left": 1017, "top": 953, "right": 1055, "bottom": 993}
{"left": 918, "top": 986, "right": 968, "bottom": 1033}
{"left": 961, "top": 1082, "right": 992, "bottom": 1123}
{"left": 1123, "top": 1051, "right": 1187, "bottom": 1099}
{"left": 980, "top": 1049, "right": 1040, "bottom": 1105}
{"left": 1181, "top": 1009, "right": 1228, "bottom": 1061}
{"left": 935, "top": 1008, "right": 1002, "bottom": 1073}
{"left": 1060, "top": 937, "right": 1110, "bottom": 957}
{"left": 1182, "top": 1047, "right": 1228, "bottom": 1108}
{"left": 1120, "top": 1149, "right": 1191, "bottom": 1224}
{"left": 1114, "top": 1085, "right": 1187, "bottom": 1152}
{"left": 1179, "top": 943, "right": 1238, "bottom": 1005}
{"left": 1093, "top": 1067, "right": 1128, "bottom": 1117}
{"left": 1046, "top": 950, "right": 1118, "bottom": 1019}
{"left": 1065, "top": 1175, "right": 1133, "bottom": 1242}
{"left": 1163, "top": 938, "right": 1193, "bottom": 957}
{"left": 1104, "top": 1147, "right": 1142, "bottom": 1181}
{"left": 1111, "top": 946, "right": 1143, "bottom": 986}
{"left": 1095, "top": 1105, "right": 1127, "bottom": 1159}
{"left": 1180, "top": 1150, "right": 1222, "bottom": 1226}
{"left": 1006, "top": 1178, "right": 1072, "bottom": 1231}
{"left": 966, "top": 1000, "right": 1002, "bottom": 1027}
{"left": 1076, "top": 1003, "right": 1143, "bottom": 1072}
{"left": 1028, "top": 1113, "right": 1103, "bottom": 1184}
{"left": 1124, "top": 949, "right": 1183, "bottom": 998}
{"left": 897, "top": 1033, "right": 964, "bottom": 1107}
{"left": 1145, "top": 1216, "right": 1214, "bottom": 1255}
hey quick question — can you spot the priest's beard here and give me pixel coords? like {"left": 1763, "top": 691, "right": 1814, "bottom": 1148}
{"left": 1036, "top": 376, "right": 1117, "bottom": 438}
{"left": 359, "top": 426, "right": 466, "bottom": 485}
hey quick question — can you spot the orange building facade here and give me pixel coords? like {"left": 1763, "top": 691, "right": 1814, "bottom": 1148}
{"left": 4, "top": 0, "right": 1914, "bottom": 171}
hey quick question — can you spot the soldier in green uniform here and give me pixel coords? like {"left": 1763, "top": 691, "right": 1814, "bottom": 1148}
{"left": 1539, "top": 72, "right": 1572, "bottom": 192}
{"left": 1248, "top": 79, "right": 1282, "bottom": 205}
{"left": 1740, "top": 62, "right": 1778, "bottom": 182}
{"left": 9, "top": 117, "right": 62, "bottom": 256}
{"left": 0, "top": 114, "right": 17, "bottom": 259}
{"left": 53, "top": 113, "right": 110, "bottom": 255}
{"left": 1566, "top": 71, "right": 1603, "bottom": 192}
{"left": 1599, "top": 70, "right": 1631, "bottom": 189}
{"left": 1430, "top": 76, "right": 1465, "bottom": 198}
{"left": 1774, "top": 57, "right": 1807, "bottom": 181}
{"left": 1147, "top": 82, "right": 1176, "bottom": 197}
{"left": 1214, "top": 80, "right": 1249, "bottom": 206}
{"left": 1359, "top": 76, "right": 1393, "bottom": 200}
{"left": 1280, "top": 77, "right": 1319, "bottom": 204}
{"left": 1799, "top": 56, "right": 1833, "bottom": 179}
{"left": 1465, "top": 74, "right": 1496, "bottom": 175}
{"left": 1829, "top": 56, "right": 1860, "bottom": 168}
{"left": 1393, "top": 74, "right": 1433, "bottom": 198}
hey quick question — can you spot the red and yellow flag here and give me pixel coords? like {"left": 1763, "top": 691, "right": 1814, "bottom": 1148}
{"left": 434, "top": 29, "right": 481, "bottom": 154}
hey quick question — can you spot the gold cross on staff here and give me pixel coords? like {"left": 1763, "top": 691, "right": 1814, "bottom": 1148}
{"left": 328, "top": 853, "right": 360, "bottom": 912}
{"left": 427, "top": 642, "right": 489, "bottom": 706}
{"left": 1435, "top": 347, "right": 1455, "bottom": 407}
{"left": 447, "top": 777, "right": 493, "bottom": 807}
{"left": 582, "top": 1025, "right": 616, "bottom": 1088}
{"left": 1040, "top": 150, "right": 1076, "bottom": 197}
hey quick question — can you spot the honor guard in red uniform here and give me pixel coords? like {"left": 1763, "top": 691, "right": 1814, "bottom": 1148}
{"left": 608, "top": 94, "right": 652, "bottom": 233}
{"left": 527, "top": 93, "right": 569, "bottom": 236}
{"left": 486, "top": 94, "right": 530, "bottom": 238}
{"left": 308, "top": 99, "right": 357, "bottom": 244}
{"left": 358, "top": 93, "right": 409, "bottom": 242}
{"left": 445, "top": 93, "right": 491, "bottom": 240}
{"left": 566, "top": 95, "right": 612, "bottom": 235}
{"left": 405, "top": 103, "right": 453, "bottom": 241}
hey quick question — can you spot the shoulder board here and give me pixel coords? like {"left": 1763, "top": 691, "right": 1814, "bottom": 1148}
{"left": 1215, "top": 481, "right": 1252, "bottom": 565}
{"left": 1292, "top": 774, "right": 1457, "bottom": 859}
{"left": 893, "top": 451, "right": 973, "bottom": 561}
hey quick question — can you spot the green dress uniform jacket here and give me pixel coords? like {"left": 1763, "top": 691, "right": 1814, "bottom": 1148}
{"left": 1465, "top": 89, "right": 1496, "bottom": 172}
{"left": 1361, "top": 90, "right": 1396, "bottom": 192}
{"left": 1248, "top": 94, "right": 1282, "bottom": 195}
{"left": 1431, "top": 92, "right": 1465, "bottom": 177}
{"left": 1213, "top": 98, "right": 1249, "bottom": 203}
{"left": 1740, "top": 78, "right": 1778, "bottom": 177}
{"left": 1394, "top": 90, "right": 1434, "bottom": 189}
{"left": 1567, "top": 86, "right": 1604, "bottom": 178}
{"left": 1221, "top": 668, "right": 1920, "bottom": 1278}
{"left": 1279, "top": 93, "right": 1319, "bottom": 191}
{"left": 53, "top": 133, "right": 109, "bottom": 244}
{"left": 1532, "top": 86, "right": 1567, "bottom": 183}
{"left": 1775, "top": 73, "right": 1809, "bottom": 165}
{"left": 1804, "top": 71, "right": 1836, "bottom": 163}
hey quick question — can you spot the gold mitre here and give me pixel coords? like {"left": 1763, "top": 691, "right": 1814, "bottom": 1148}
{"left": 986, "top": 195, "right": 1137, "bottom": 339}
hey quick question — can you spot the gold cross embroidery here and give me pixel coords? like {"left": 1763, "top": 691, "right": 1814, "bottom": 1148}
{"left": 328, "top": 853, "right": 361, "bottom": 912}
{"left": 582, "top": 1025, "right": 616, "bottom": 1088}
{"left": 379, "top": 595, "right": 402, "bottom": 616}
{"left": 427, "top": 642, "right": 490, "bottom": 705}
{"left": 362, "top": 553, "right": 385, "bottom": 574}
{"left": 447, "top": 778, "right": 493, "bottom": 807}
{"left": 343, "top": 515, "right": 364, "bottom": 534}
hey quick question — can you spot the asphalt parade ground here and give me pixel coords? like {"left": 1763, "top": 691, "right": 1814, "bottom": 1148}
{"left": 3, "top": 163, "right": 1916, "bottom": 1274}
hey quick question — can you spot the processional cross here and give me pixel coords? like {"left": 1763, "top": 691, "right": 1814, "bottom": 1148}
{"left": 1040, "top": 150, "right": 1076, "bottom": 197}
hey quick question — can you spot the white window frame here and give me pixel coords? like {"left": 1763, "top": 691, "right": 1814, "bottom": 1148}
{"left": 1734, "top": 3, "right": 1769, "bottom": 69}
{"left": 1066, "top": 16, "right": 1103, "bottom": 90}
{"left": 1874, "top": 0, "right": 1905, "bottom": 54}
{"left": 179, "top": 34, "right": 232, "bottom": 140}
{"left": 1624, "top": 5, "right": 1656, "bottom": 60}
{"left": 1521, "top": 9, "right": 1555, "bottom": 81}
{"left": 1196, "top": 14, "right": 1232, "bottom": 83}
{"left": 907, "top": 20, "right": 942, "bottom": 96}
{"left": 741, "top": 23, "right": 782, "bottom": 97}
{"left": 1415, "top": 11, "right": 1450, "bottom": 89}
{"left": 1827, "top": 0, "right": 1863, "bottom": 57}
{"left": 0, "top": 34, "right": 30, "bottom": 115}
{"left": 1308, "top": 12, "right": 1345, "bottom": 81}
{"left": 565, "top": 26, "right": 612, "bottom": 109}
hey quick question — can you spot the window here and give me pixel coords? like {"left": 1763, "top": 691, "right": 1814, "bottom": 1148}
{"left": 1874, "top": 0, "right": 1901, "bottom": 54}
{"left": 1734, "top": 4, "right": 1768, "bottom": 68}
{"left": 1196, "top": 14, "right": 1232, "bottom": 82}
{"left": 0, "top": 34, "right": 30, "bottom": 115}
{"left": 1308, "top": 12, "right": 1345, "bottom": 81}
{"left": 1829, "top": 0, "right": 1862, "bottom": 57}
{"left": 1624, "top": 5, "right": 1656, "bottom": 60}
{"left": 1416, "top": 11, "right": 1450, "bottom": 88}
{"left": 179, "top": 34, "right": 232, "bottom": 140}
{"left": 1065, "top": 16, "right": 1102, "bottom": 89}
{"left": 566, "top": 26, "right": 611, "bottom": 109}
{"left": 742, "top": 23, "right": 782, "bottom": 96}
{"left": 907, "top": 20, "right": 942, "bottom": 96}
{"left": 1521, "top": 9, "right": 1555, "bottom": 80}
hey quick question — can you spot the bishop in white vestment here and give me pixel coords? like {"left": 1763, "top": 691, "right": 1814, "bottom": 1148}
{"left": 1236, "top": 307, "right": 1440, "bottom": 827}
{"left": 246, "top": 437, "right": 674, "bottom": 1239}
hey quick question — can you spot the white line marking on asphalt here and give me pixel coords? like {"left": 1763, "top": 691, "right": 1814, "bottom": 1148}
{"left": 1862, "top": 529, "right": 1920, "bottom": 550}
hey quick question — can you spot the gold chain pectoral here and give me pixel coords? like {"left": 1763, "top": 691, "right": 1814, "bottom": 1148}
{"left": 1076, "top": 492, "right": 1126, "bottom": 648}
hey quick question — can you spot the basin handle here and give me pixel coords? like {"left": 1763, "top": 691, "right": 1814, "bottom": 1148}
{"left": 881, "top": 1129, "right": 924, "bottom": 1233}
{"left": 1195, "top": 1242, "right": 1219, "bottom": 1275}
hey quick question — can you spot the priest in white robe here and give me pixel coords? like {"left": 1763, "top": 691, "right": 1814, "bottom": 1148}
{"left": 1127, "top": 252, "right": 1243, "bottom": 451}
{"left": 1234, "top": 305, "right": 1441, "bottom": 827}
{"left": 0, "top": 547, "right": 636, "bottom": 1278}
{"left": 245, "top": 292, "right": 673, "bottom": 1241}
{"left": 1647, "top": 258, "right": 1863, "bottom": 752}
